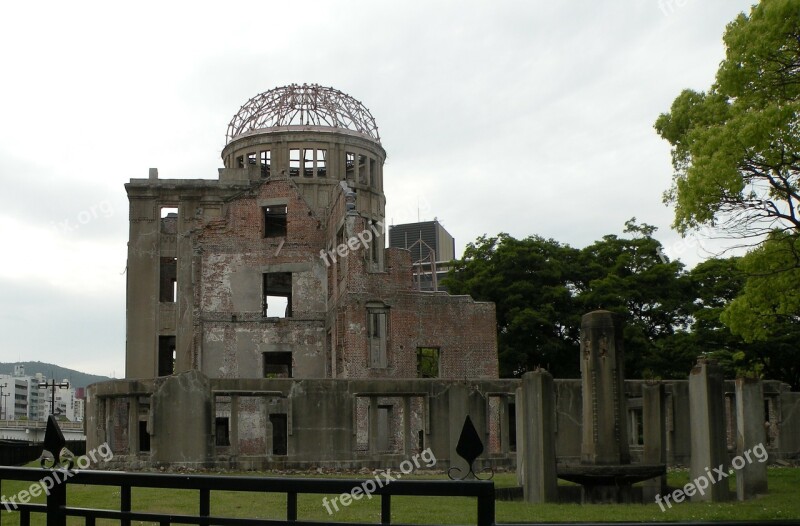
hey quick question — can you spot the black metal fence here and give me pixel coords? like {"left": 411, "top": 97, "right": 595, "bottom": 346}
{"left": 3, "top": 465, "right": 800, "bottom": 526}
{"left": 0, "top": 466, "right": 495, "bottom": 526}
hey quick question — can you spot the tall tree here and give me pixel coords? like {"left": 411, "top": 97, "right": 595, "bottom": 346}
{"left": 443, "top": 234, "right": 583, "bottom": 378}
{"left": 655, "top": 0, "right": 800, "bottom": 239}
{"left": 444, "top": 223, "right": 694, "bottom": 380}
{"left": 576, "top": 220, "right": 691, "bottom": 379}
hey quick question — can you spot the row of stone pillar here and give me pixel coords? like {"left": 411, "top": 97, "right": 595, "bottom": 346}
{"left": 518, "top": 360, "right": 769, "bottom": 503}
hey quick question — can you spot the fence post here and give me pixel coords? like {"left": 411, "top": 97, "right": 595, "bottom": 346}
{"left": 477, "top": 484, "right": 495, "bottom": 526}
{"left": 46, "top": 472, "right": 67, "bottom": 526}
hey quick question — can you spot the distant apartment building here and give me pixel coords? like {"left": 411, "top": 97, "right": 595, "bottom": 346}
{"left": 0, "top": 366, "right": 79, "bottom": 421}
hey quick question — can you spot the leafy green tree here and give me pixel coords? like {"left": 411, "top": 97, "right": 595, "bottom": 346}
{"left": 576, "top": 220, "right": 692, "bottom": 379}
{"left": 720, "top": 232, "right": 800, "bottom": 388}
{"left": 655, "top": 0, "right": 800, "bottom": 238}
{"left": 444, "top": 223, "right": 694, "bottom": 380}
{"left": 443, "top": 234, "right": 583, "bottom": 378}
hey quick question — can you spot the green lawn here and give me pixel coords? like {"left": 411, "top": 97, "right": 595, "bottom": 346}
{"left": 0, "top": 466, "right": 798, "bottom": 524}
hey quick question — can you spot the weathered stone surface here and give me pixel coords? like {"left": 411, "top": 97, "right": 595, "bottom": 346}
{"left": 735, "top": 378, "right": 768, "bottom": 500}
{"left": 688, "top": 358, "right": 730, "bottom": 502}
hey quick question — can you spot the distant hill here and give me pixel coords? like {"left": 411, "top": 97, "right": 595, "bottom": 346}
{"left": 0, "top": 361, "right": 112, "bottom": 389}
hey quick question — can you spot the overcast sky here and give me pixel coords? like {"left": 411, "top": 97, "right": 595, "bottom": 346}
{"left": 0, "top": 1, "right": 756, "bottom": 377}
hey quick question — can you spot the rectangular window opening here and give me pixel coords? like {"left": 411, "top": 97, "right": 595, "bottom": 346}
{"left": 158, "top": 336, "right": 176, "bottom": 376}
{"left": 247, "top": 152, "right": 257, "bottom": 165}
{"left": 236, "top": 156, "right": 244, "bottom": 168}
{"left": 345, "top": 152, "right": 355, "bottom": 181}
{"left": 138, "top": 420, "right": 150, "bottom": 452}
{"left": 159, "top": 257, "right": 178, "bottom": 302}
{"left": 270, "top": 413, "right": 288, "bottom": 455}
{"left": 215, "top": 417, "right": 230, "bottom": 447}
{"left": 369, "top": 158, "right": 377, "bottom": 188}
{"left": 289, "top": 149, "right": 300, "bottom": 176}
{"left": 358, "top": 154, "right": 368, "bottom": 184}
{"left": 160, "top": 207, "right": 178, "bottom": 234}
{"left": 416, "top": 347, "right": 439, "bottom": 378}
{"left": 316, "top": 149, "right": 327, "bottom": 177}
{"left": 263, "top": 272, "right": 292, "bottom": 317}
{"left": 260, "top": 150, "right": 271, "bottom": 178}
{"left": 263, "top": 352, "right": 293, "bottom": 378}
{"left": 303, "top": 148, "right": 314, "bottom": 177}
{"left": 263, "top": 205, "right": 287, "bottom": 238}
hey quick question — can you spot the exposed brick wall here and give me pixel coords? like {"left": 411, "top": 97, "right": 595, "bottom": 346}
{"left": 328, "top": 214, "right": 499, "bottom": 379}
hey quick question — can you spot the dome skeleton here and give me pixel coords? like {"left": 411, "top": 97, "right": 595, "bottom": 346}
{"left": 226, "top": 84, "right": 381, "bottom": 143}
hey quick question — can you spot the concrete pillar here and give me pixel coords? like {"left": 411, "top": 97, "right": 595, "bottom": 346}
{"left": 231, "top": 394, "right": 239, "bottom": 456}
{"left": 500, "top": 396, "right": 510, "bottom": 455}
{"left": 688, "top": 358, "right": 730, "bottom": 502}
{"left": 735, "top": 378, "right": 768, "bottom": 500}
{"left": 580, "top": 310, "right": 629, "bottom": 465}
{"left": 520, "top": 370, "right": 558, "bottom": 503}
{"left": 448, "top": 383, "right": 470, "bottom": 475}
{"left": 642, "top": 383, "right": 667, "bottom": 500}
{"left": 403, "top": 396, "right": 412, "bottom": 455}
{"left": 151, "top": 370, "right": 212, "bottom": 466}
{"left": 128, "top": 396, "right": 139, "bottom": 454}
{"left": 368, "top": 396, "right": 379, "bottom": 455}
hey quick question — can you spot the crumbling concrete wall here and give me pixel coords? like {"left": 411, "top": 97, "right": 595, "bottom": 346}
{"left": 196, "top": 178, "right": 329, "bottom": 379}
{"left": 87, "top": 374, "right": 800, "bottom": 471}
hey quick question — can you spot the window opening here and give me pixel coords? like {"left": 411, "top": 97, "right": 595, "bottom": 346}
{"left": 263, "top": 352, "right": 293, "bottom": 378}
{"left": 289, "top": 149, "right": 300, "bottom": 176}
{"left": 303, "top": 148, "right": 314, "bottom": 177}
{"left": 358, "top": 154, "right": 368, "bottom": 184}
{"left": 262, "top": 272, "right": 292, "bottom": 317}
{"left": 215, "top": 417, "right": 230, "bottom": 446}
{"left": 263, "top": 205, "right": 287, "bottom": 238}
{"left": 345, "top": 152, "right": 355, "bottom": 181}
{"left": 158, "top": 336, "right": 176, "bottom": 376}
{"left": 317, "top": 149, "right": 327, "bottom": 177}
{"left": 270, "top": 413, "right": 288, "bottom": 455}
{"left": 260, "top": 150, "right": 271, "bottom": 178}
{"left": 416, "top": 347, "right": 439, "bottom": 378}
{"left": 159, "top": 257, "right": 177, "bottom": 302}
{"left": 138, "top": 421, "right": 150, "bottom": 452}
{"left": 159, "top": 207, "right": 178, "bottom": 234}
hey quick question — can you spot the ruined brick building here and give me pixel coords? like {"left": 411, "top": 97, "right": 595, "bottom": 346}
{"left": 87, "top": 85, "right": 502, "bottom": 468}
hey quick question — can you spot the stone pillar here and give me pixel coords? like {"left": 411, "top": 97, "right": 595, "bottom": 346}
{"left": 580, "top": 310, "right": 629, "bottom": 465}
{"left": 500, "top": 396, "right": 510, "bottom": 455}
{"left": 448, "top": 383, "right": 470, "bottom": 475}
{"left": 688, "top": 358, "right": 729, "bottom": 502}
{"left": 642, "top": 383, "right": 667, "bottom": 500}
{"left": 368, "top": 396, "right": 379, "bottom": 455}
{"left": 735, "top": 378, "right": 768, "bottom": 500}
{"left": 520, "top": 370, "right": 558, "bottom": 503}
{"left": 151, "top": 370, "right": 212, "bottom": 467}
{"left": 403, "top": 397, "right": 412, "bottom": 455}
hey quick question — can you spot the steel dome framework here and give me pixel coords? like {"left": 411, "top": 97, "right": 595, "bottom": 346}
{"left": 226, "top": 84, "right": 380, "bottom": 143}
